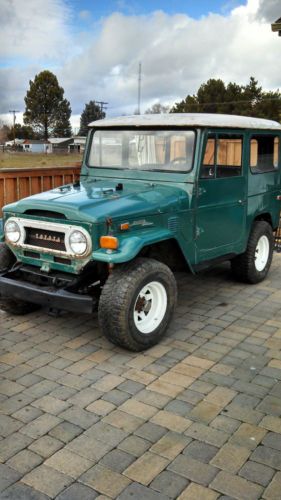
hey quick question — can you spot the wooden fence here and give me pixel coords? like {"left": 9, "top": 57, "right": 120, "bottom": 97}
{"left": 0, "top": 165, "right": 81, "bottom": 215}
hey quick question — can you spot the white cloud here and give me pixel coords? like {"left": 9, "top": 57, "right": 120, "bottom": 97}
{"left": 0, "top": 0, "right": 72, "bottom": 61}
{"left": 0, "top": 0, "right": 280, "bottom": 123}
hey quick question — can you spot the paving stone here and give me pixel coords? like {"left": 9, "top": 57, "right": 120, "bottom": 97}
{"left": 20, "top": 413, "right": 61, "bottom": 438}
{"left": 7, "top": 449, "right": 42, "bottom": 474}
{"left": 211, "top": 443, "right": 251, "bottom": 473}
{"left": 164, "top": 399, "right": 193, "bottom": 416}
{"left": 250, "top": 445, "right": 281, "bottom": 470}
{"left": 178, "top": 482, "right": 219, "bottom": 500}
{"left": 31, "top": 395, "right": 70, "bottom": 415}
{"left": 239, "top": 460, "right": 274, "bottom": 487}
{"left": 260, "top": 415, "right": 281, "bottom": 434}
{"left": 118, "top": 435, "right": 151, "bottom": 457}
{"left": 118, "top": 380, "right": 146, "bottom": 395}
{"left": 11, "top": 405, "right": 43, "bottom": 424}
{"left": 28, "top": 435, "right": 64, "bottom": 458}
{"left": 263, "top": 471, "right": 281, "bottom": 500}
{"left": 45, "top": 448, "right": 93, "bottom": 478}
{"left": 24, "top": 380, "right": 59, "bottom": 398}
{"left": 168, "top": 453, "right": 218, "bottom": 486}
{"left": 135, "top": 389, "right": 171, "bottom": 409}
{"left": 22, "top": 464, "right": 73, "bottom": 498}
{"left": 0, "top": 482, "right": 50, "bottom": 500}
{"left": 183, "top": 440, "right": 218, "bottom": 463}
{"left": 102, "top": 389, "right": 130, "bottom": 406}
{"left": 151, "top": 410, "right": 191, "bottom": 432}
{"left": 150, "top": 470, "right": 189, "bottom": 498}
{"left": 85, "top": 421, "right": 128, "bottom": 447}
{"left": 123, "top": 451, "right": 168, "bottom": 485}
{"left": 210, "top": 415, "right": 240, "bottom": 434}
{"left": 80, "top": 463, "right": 131, "bottom": 497}
{"left": 86, "top": 399, "right": 116, "bottom": 416}
{"left": 103, "top": 409, "right": 144, "bottom": 432}
{"left": 185, "top": 422, "right": 229, "bottom": 447}
{"left": 135, "top": 421, "right": 168, "bottom": 443}
{"left": 257, "top": 395, "right": 281, "bottom": 416}
{"left": 229, "top": 423, "right": 267, "bottom": 450}
{"left": 210, "top": 470, "right": 263, "bottom": 500}
{"left": 0, "top": 464, "right": 22, "bottom": 492}
{"left": 56, "top": 483, "right": 99, "bottom": 500}
{"left": 0, "top": 432, "right": 33, "bottom": 461}
{"left": 262, "top": 431, "right": 281, "bottom": 451}
{"left": 67, "top": 434, "right": 113, "bottom": 462}
{"left": 49, "top": 386, "right": 77, "bottom": 401}
{"left": 59, "top": 406, "right": 99, "bottom": 429}
{"left": 0, "top": 393, "right": 34, "bottom": 415}
{"left": 100, "top": 449, "right": 135, "bottom": 473}
{"left": 151, "top": 431, "right": 190, "bottom": 460}
{"left": 117, "top": 482, "right": 169, "bottom": 500}
{"left": 0, "top": 414, "right": 23, "bottom": 437}
{"left": 49, "top": 421, "right": 83, "bottom": 443}
{"left": 67, "top": 388, "right": 103, "bottom": 408}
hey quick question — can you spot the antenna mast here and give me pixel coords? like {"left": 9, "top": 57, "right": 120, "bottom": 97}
{"left": 137, "top": 62, "right": 142, "bottom": 115}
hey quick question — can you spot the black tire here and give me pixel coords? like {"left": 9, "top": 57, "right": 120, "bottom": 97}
{"left": 98, "top": 257, "right": 177, "bottom": 351}
{"left": 231, "top": 221, "right": 274, "bottom": 284}
{"left": 0, "top": 243, "right": 40, "bottom": 315}
{"left": 0, "top": 243, "right": 15, "bottom": 272}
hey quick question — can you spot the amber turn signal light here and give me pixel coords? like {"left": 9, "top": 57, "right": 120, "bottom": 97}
{"left": 100, "top": 235, "right": 119, "bottom": 250}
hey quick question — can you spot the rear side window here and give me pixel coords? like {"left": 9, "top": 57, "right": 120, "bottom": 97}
{"left": 201, "top": 134, "right": 243, "bottom": 178}
{"left": 250, "top": 135, "right": 279, "bottom": 173}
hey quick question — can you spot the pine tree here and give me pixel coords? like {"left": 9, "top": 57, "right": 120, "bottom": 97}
{"left": 79, "top": 101, "right": 105, "bottom": 136}
{"left": 24, "top": 70, "right": 72, "bottom": 139}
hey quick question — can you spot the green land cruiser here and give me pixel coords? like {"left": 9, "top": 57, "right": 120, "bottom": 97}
{"left": 0, "top": 114, "right": 281, "bottom": 351}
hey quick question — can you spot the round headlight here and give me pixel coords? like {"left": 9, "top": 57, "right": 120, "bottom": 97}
{"left": 5, "top": 220, "right": 21, "bottom": 243}
{"left": 69, "top": 230, "right": 87, "bottom": 255}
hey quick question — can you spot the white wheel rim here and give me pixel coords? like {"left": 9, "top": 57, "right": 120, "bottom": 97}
{"left": 255, "top": 235, "right": 270, "bottom": 272}
{"left": 133, "top": 281, "right": 167, "bottom": 334}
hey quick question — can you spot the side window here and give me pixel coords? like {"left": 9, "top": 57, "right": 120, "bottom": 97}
{"left": 250, "top": 135, "right": 279, "bottom": 173}
{"left": 201, "top": 134, "right": 243, "bottom": 179}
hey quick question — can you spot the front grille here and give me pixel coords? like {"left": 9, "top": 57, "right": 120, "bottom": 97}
{"left": 24, "top": 210, "right": 67, "bottom": 220}
{"left": 25, "top": 227, "right": 66, "bottom": 251}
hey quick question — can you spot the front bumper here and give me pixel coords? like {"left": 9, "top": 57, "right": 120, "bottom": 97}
{"left": 0, "top": 274, "right": 94, "bottom": 314}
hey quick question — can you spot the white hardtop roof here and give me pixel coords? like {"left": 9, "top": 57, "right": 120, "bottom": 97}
{"left": 89, "top": 113, "right": 281, "bottom": 130}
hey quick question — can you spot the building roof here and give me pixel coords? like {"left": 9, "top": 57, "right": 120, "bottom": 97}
{"left": 23, "top": 140, "right": 50, "bottom": 144}
{"left": 271, "top": 17, "right": 281, "bottom": 32}
{"left": 89, "top": 113, "right": 281, "bottom": 130}
{"left": 48, "top": 138, "right": 72, "bottom": 144}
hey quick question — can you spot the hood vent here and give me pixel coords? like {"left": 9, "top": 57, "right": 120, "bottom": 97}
{"left": 24, "top": 210, "right": 67, "bottom": 220}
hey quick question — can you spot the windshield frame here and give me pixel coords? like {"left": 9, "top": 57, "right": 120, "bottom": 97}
{"left": 86, "top": 127, "right": 197, "bottom": 174}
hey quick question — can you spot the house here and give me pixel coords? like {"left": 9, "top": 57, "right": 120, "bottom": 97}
{"left": 271, "top": 17, "right": 281, "bottom": 36}
{"left": 48, "top": 138, "right": 73, "bottom": 152}
{"left": 68, "top": 136, "right": 86, "bottom": 153}
{"left": 22, "top": 140, "right": 52, "bottom": 153}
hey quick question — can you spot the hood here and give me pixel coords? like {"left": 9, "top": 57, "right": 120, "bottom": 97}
{"left": 3, "top": 178, "right": 192, "bottom": 223}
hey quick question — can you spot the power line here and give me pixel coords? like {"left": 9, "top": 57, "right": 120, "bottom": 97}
{"left": 95, "top": 101, "right": 108, "bottom": 114}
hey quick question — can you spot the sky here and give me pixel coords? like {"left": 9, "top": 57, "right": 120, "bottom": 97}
{"left": 0, "top": 0, "right": 280, "bottom": 133}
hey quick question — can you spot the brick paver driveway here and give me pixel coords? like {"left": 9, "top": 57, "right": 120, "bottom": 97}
{"left": 1, "top": 256, "right": 281, "bottom": 499}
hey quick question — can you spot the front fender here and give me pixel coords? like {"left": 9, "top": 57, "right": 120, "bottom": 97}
{"left": 92, "top": 228, "right": 175, "bottom": 264}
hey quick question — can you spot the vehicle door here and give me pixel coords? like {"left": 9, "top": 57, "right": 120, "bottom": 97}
{"left": 195, "top": 130, "right": 247, "bottom": 263}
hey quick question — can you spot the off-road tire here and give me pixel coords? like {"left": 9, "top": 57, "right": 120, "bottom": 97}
{"left": 231, "top": 221, "right": 274, "bottom": 284}
{"left": 0, "top": 243, "right": 40, "bottom": 315}
{"left": 98, "top": 257, "right": 177, "bottom": 351}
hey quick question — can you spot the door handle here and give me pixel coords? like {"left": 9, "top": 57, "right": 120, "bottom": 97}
{"left": 238, "top": 200, "right": 245, "bottom": 205}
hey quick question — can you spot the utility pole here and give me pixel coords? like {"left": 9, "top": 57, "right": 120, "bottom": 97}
{"left": 137, "top": 62, "right": 142, "bottom": 115}
{"left": 9, "top": 110, "right": 19, "bottom": 148}
{"left": 96, "top": 101, "right": 108, "bottom": 115}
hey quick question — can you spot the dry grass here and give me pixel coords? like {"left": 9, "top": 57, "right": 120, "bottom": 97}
{"left": 0, "top": 152, "right": 82, "bottom": 169}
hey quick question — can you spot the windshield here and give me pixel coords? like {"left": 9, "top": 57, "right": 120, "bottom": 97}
{"left": 88, "top": 129, "right": 195, "bottom": 172}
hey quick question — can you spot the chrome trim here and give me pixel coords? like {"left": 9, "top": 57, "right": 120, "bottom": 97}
{"left": 4, "top": 217, "right": 92, "bottom": 258}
